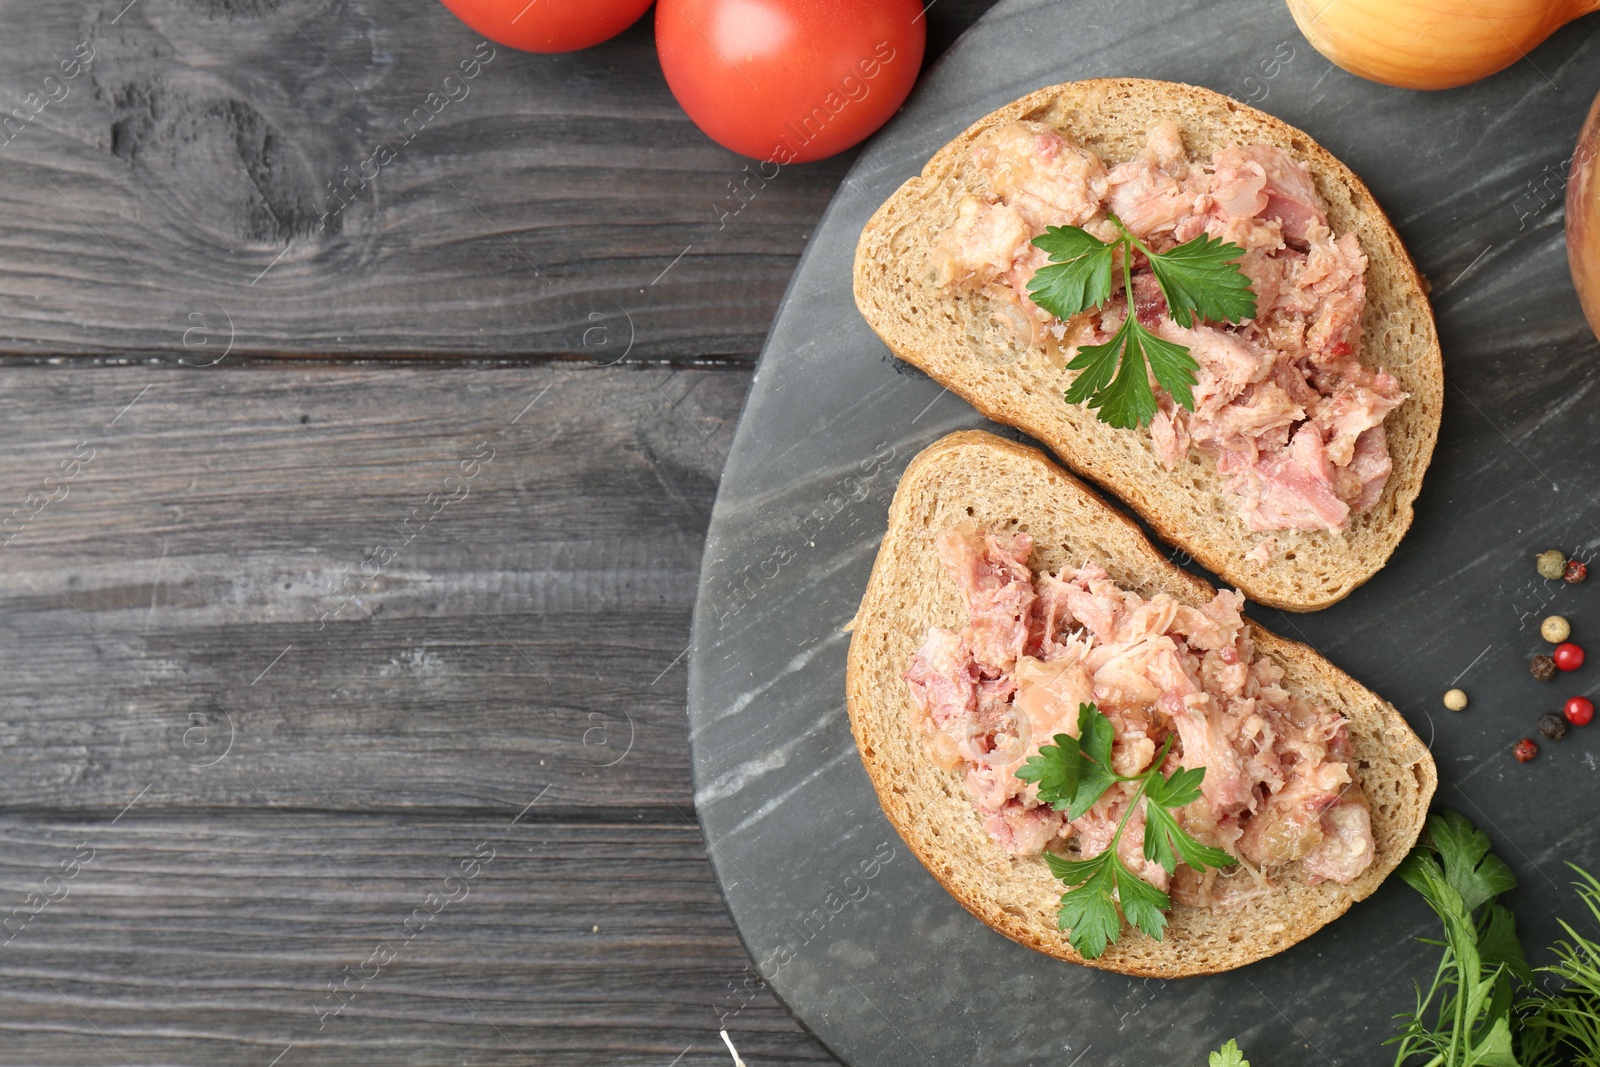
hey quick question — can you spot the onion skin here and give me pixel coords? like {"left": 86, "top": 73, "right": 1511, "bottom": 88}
{"left": 1569, "top": 91, "right": 1600, "bottom": 344}
{"left": 1285, "top": 0, "right": 1600, "bottom": 90}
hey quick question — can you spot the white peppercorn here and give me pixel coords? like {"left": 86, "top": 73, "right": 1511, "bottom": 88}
{"left": 1538, "top": 550, "right": 1567, "bottom": 580}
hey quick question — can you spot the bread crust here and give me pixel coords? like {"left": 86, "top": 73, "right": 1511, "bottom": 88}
{"left": 845, "top": 430, "right": 1437, "bottom": 976}
{"left": 852, "top": 78, "right": 1443, "bottom": 611}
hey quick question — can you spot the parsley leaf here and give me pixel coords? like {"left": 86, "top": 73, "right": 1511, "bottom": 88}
{"left": 1066, "top": 311, "right": 1201, "bottom": 429}
{"left": 1075, "top": 701, "right": 1114, "bottom": 766}
{"left": 1208, "top": 1039, "right": 1249, "bottom": 1067}
{"left": 1389, "top": 811, "right": 1527, "bottom": 1067}
{"left": 1114, "top": 856, "right": 1172, "bottom": 941}
{"left": 1478, "top": 902, "right": 1531, "bottom": 986}
{"left": 1141, "top": 763, "right": 1204, "bottom": 809}
{"left": 1052, "top": 856, "right": 1121, "bottom": 960}
{"left": 1070, "top": 702, "right": 1117, "bottom": 818}
{"left": 1139, "top": 797, "right": 1183, "bottom": 876}
{"left": 1016, "top": 733, "right": 1082, "bottom": 810}
{"left": 1427, "top": 808, "right": 1517, "bottom": 915}
{"left": 1028, "top": 214, "right": 1255, "bottom": 429}
{"left": 1064, "top": 322, "right": 1129, "bottom": 411}
{"left": 1156, "top": 805, "right": 1238, "bottom": 874}
{"left": 1142, "top": 767, "right": 1235, "bottom": 875}
{"left": 1093, "top": 320, "right": 1163, "bottom": 430}
{"left": 1145, "top": 232, "right": 1258, "bottom": 328}
{"left": 1138, "top": 321, "right": 1200, "bottom": 412}
{"left": 1014, "top": 704, "right": 1116, "bottom": 819}
{"left": 1027, "top": 226, "right": 1115, "bottom": 320}
{"left": 1029, "top": 703, "right": 1236, "bottom": 959}
{"left": 1043, "top": 850, "right": 1108, "bottom": 885}
{"left": 1048, "top": 844, "right": 1171, "bottom": 957}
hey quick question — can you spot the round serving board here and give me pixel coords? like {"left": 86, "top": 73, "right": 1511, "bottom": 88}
{"left": 687, "top": 1, "right": 1600, "bottom": 1062}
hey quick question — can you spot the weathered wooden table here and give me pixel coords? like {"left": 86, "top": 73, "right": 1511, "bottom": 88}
{"left": 0, "top": 1, "right": 995, "bottom": 1062}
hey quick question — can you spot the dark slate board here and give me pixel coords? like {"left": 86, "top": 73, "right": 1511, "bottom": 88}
{"left": 688, "top": 1, "right": 1600, "bottom": 1062}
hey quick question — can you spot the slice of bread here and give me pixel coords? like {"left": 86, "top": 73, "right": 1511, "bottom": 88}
{"left": 844, "top": 430, "right": 1436, "bottom": 976}
{"left": 853, "top": 78, "right": 1443, "bottom": 611}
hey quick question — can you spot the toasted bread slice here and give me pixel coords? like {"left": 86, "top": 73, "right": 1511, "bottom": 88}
{"left": 845, "top": 431, "right": 1436, "bottom": 976}
{"left": 853, "top": 78, "right": 1443, "bottom": 611}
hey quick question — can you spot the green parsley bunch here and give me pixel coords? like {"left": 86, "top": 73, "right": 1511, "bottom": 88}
{"left": 1016, "top": 702, "right": 1236, "bottom": 959}
{"left": 1025, "top": 215, "right": 1257, "bottom": 429}
{"left": 1389, "top": 810, "right": 1528, "bottom": 1067}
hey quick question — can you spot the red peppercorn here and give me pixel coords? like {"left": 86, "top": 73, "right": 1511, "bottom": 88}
{"left": 1556, "top": 643, "right": 1586, "bottom": 671}
{"left": 1567, "top": 696, "right": 1596, "bottom": 726}
{"left": 1514, "top": 738, "right": 1539, "bottom": 762}
{"left": 1567, "top": 560, "right": 1589, "bottom": 584}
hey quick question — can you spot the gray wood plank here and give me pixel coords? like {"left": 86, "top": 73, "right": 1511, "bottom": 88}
{"left": 0, "top": 0, "right": 1000, "bottom": 362}
{"left": 0, "top": 365, "right": 744, "bottom": 812}
{"left": 0, "top": 813, "right": 831, "bottom": 1066}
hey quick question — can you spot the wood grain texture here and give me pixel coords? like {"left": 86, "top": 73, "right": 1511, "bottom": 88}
{"left": 0, "top": 363, "right": 831, "bottom": 1064}
{"left": 0, "top": 814, "right": 830, "bottom": 1067}
{"left": 0, "top": 0, "right": 1001, "bottom": 363}
{"left": 0, "top": 365, "right": 739, "bottom": 812}
{"left": 0, "top": 0, "right": 1007, "bottom": 1060}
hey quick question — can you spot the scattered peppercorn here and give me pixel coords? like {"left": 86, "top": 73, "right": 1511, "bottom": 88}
{"left": 1514, "top": 738, "right": 1539, "bottom": 762}
{"left": 1541, "top": 713, "right": 1569, "bottom": 739}
{"left": 1543, "top": 615, "right": 1573, "bottom": 643}
{"left": 1443, "top": 688, "right": 1469, "bottom": 711}
{"left": 1539, "top": 550, "right": 1568, "bottom": 579}
{"left": 1532, "top": 654, "right": 1558, "bottom": 681}
{"left": 1567, "top": 696, "right": 1596, "bottom": 726}
{"left": 1567, "top": 560, "right": 1589, "bottom": 584}
{"left": 1556, "top": 642, "right": 1587, "bottom": 671}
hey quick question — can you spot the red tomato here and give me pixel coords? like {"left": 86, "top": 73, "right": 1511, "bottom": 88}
{"left": 437, "top": 0, "right": 654, "bottom": 53}
{"left": 656, "top": 0, "right": 926, "bottom": 163}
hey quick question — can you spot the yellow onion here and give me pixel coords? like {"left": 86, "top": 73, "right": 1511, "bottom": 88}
{"left": 1568, "top": 89, "right": 1600, "bottom": 342}
{"left": 1285, "top": 0, "right": 1600, "bottom": 90}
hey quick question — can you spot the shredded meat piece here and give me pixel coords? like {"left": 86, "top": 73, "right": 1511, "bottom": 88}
{"left": 929, "top": 122, "right": 1408, "bottom": 533}
{"left": 1212, "top": 144, "right": 1324, "bottom": 245}
{"left": 1150, "top": 404, "right": 1190, "bottom": 469}
{"left": 1302, "top": 801, "right": 1376, "bottom": 884}
{"left": 1344, "top": 426, "right": 1393, "bottom": 511}
{"left": 929, "top": 195, "right": 1033, "bottom": 293}
{"left": 983, "top": 799, "right": 1067, "bottom": 855}
{"left": 970, "top": 120, "right": 1110, "bottom": 230}
{"left": 1220, "top": 424, "right": 1351, "bottom": 533}
{"left": 902, "top": 524, "right": 1375, "bottom": 908}
{"left": 934, "top": 523, "right": 1035, "bottom": 673}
